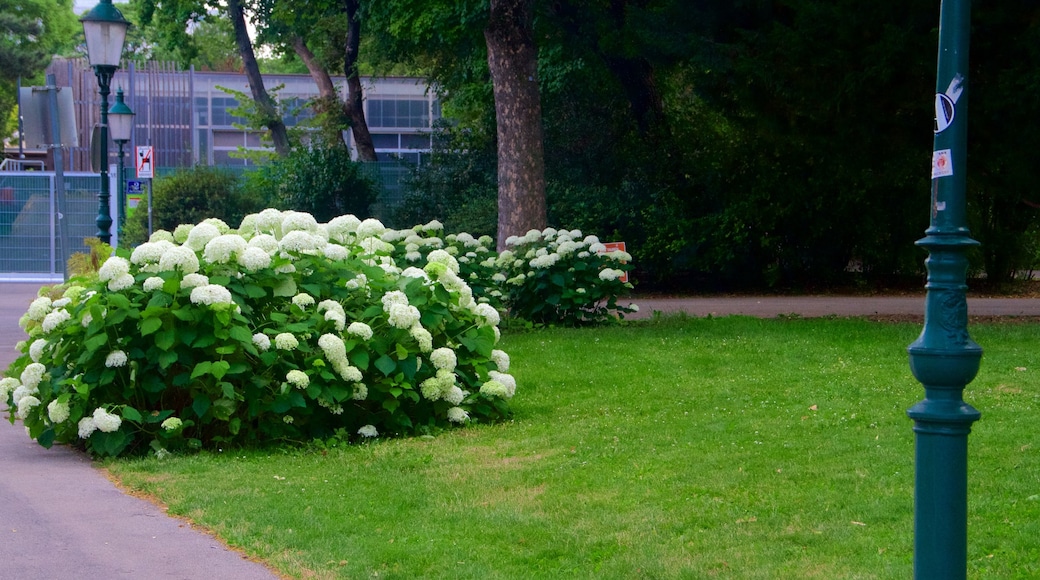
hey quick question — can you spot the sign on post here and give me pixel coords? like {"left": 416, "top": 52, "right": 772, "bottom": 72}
{"left": 599, "top": 241, "right": 630, "bottom": 283}
{"left": 136, "top": 146, "right": 154, "bottom": 179}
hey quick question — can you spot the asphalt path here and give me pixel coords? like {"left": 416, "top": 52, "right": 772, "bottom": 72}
{"left": 1, "top": 281, "right": 1037, "bottom": 580}
{"left": 0, "top": 283, "right": 281, "bottom": 580}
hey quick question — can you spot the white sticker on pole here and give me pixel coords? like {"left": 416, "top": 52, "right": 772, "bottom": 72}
{"left": 932, "top": 149, "right": 953, "bottom": 179}
{"left": 136, "top": 145, "right": 154, "bottom": 179}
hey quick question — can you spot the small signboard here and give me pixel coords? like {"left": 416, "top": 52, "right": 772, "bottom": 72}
{"left": 600, "top": 241, "right": 630, "bottom": 283}
{"left": 127, "top": 180, "right": 142, "bottom": 194}
{"left": 136, "top": 146, "right": 154, "bottom": 179}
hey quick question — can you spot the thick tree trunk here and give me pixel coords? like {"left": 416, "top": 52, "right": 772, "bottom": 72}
{"left": 343, "top": 0, "right": 378, "bottom": 162}
{"left": 485, "top": 0, "right": 547, "bottom": 250}
{"left": 227, "top": 0, "right": 290, "bottom": 156}
{"left": 290, "top": 36, "right": 349, "bottom": 148}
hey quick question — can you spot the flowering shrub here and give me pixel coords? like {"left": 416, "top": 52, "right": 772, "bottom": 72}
{"left": 2, "top": 210, "right": 515, "bottom": 457}
{"left": 387, "top": 222, "right": 637, "bottom": 325}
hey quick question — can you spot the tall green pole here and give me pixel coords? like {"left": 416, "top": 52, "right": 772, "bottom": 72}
{"left": 907, "top": 1, "right": 981, "bottom": 578}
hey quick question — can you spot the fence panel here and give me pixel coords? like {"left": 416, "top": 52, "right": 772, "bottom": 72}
{"left": 0, "top": 171, "right": 101, "bottom": 281}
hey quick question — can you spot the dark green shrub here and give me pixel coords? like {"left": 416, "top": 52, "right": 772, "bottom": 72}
{"left": 122, "top": 166, "right": 263, "bottom": 245}
{"left": 244, "top": 145, "right": 377, "bottom": 223}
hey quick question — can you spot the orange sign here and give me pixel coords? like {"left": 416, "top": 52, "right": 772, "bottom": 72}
{"left": 599, "top": 241, "right": 629, "bottom": 283}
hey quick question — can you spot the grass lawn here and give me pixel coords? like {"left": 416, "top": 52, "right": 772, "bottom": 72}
{"left": 106, "top": 316, "right": 1040, "bottom": 579}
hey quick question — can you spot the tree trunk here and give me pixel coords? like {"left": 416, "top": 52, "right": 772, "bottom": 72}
{"left": 227, "top": 0, "right": 291, "bottom": 156}
{"left": 485, "top": 0, "right": 547, "bottom": 250}
{"left": 343, "top": 0, "right": 378, "bottom": 162}
{"left": 290, "top": 36, "right": 349, "bottom": 148}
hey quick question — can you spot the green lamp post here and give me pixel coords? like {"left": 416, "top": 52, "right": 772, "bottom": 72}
{"left": 907, "top": 0, "right": 981, "bottom": 578}
{"left": 80, "top": 0, "right": 131, "bottom": 245}
{"left": 108, "top": 87, "right": 134, "bottom": 242}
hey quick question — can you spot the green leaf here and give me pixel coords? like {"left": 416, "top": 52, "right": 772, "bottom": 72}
{"left": 140, "top": 317, "right": 163, "bottom": 336}
{"left": 155, "top": 329, "right": 176, "bottom": 351}
{"left": 349, "top": 349, "right": 370, "bottom": 370}
{"left": 244, "top": 284, "right": 266, "bottom": 299}
{"left": 191, "top": 361, "right": 213, "bottom": 379}
{"left": 228, "top": 417, "right": 242, "bottom": 435}
{"left": 192, "top": 395, "right": 211, "bottom": 419}
{"left": 121, "top": 406, "right": 143, "bottom": 423}
{"left": 36, "top": 428, "right": 55, "bottom": 448}
{"left": 84, "top": 333, "right": 109, "bottom": 352}
{"left": 158, "top": 350, "right": 178, "bottom": 369}
{"left": 229, "top": 325, "right": 253, "bottom": 344}
{"left": 383, "top": 398, "right": 400, "bottom": 413}
{"left": 390, "top": 387, "right": 403, "bottom": 398}
{"left": 395, "top": 342, "right": 409, "bottom": 360}
{"left": 211, "top": 360, "right": 230, "bottom": 380}
{"left": 221, "top": 382, "right": 235, "bottom": 399}
{"left": 375, "top": 354, "right": 397, "bottom": 376}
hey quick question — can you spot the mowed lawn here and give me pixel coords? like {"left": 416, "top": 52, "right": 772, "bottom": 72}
{"left": 107, "top": 316, "right": 1040, "bottom": 579}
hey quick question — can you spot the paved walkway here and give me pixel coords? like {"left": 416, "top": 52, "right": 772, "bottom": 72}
{"left": 0, "top": 283, "right": 281, "bottom": 580}
{"left": 1, "top": 281, "right": 1037, "bottom": 579}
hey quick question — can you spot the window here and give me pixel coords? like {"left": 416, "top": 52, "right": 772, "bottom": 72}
{"left": 211, "top": 97, "right": 242, "bottom": 127}
{"left": 367, "top": 99, "right": 433, "bottom": 129}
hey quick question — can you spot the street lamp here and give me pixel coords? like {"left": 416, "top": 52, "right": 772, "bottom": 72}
{"left": 80, "top": 0, "right": 131, "bottom": 245}
{"left": 108, "top": 87, "right": 134, "bottom": 241}
{"left": 907, "top": 0, "right": 980, "bottom": 578}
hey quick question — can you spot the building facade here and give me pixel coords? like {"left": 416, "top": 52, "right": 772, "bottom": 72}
{"left": 21, "top": 58, "right": 440, "bottom": 172}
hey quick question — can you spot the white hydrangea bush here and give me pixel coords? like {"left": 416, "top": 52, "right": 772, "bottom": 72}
{"left": 2, "top": 210, "right": 516, "bottom": 457}
{"left": 387, "top": 223, "right": 636, "bottom": 325}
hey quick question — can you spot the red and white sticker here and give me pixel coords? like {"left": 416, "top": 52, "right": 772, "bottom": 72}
{"left": 932, "top": 149, "right": 953, "bottom": 179}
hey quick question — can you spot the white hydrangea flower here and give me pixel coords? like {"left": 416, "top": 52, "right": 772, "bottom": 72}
{"left": 604, "top": 249, "right": 632, "bottom": 262}
{"left": 326, "top": 214, "right": 361, "bottom": 242}
{"left": 172, "top": 224, "right": 193, "bottom": 243}
{"left": 422, "top": 220, "right": 443, "bottom": 232}
{"left": 29, "top": 339, "right": 48, "bottom": 363}
{"left": 203, "top": 234, "right": 248, "bottom": 264}
{"left": 356, "top": 218, "right": 386, "bottom": 239}
{"left": 318, "top": 333, "right": 347, "bottom": 363}
{"left": 589, "top": 242, "right": 607, "bottom": 253}
{"left": 12, "top": 385, "right": 35, "bottom": 406}
{"left": 255, "top": 208, "right": 284, "bottom": 234}
{"left": 78, "top": 416, "right": 97, "bottom": 439}
{"left": 488, "top": 370, "right": 517, "bottom": 398}
{"left": 279, "top": 230, "right": 325, "bottom": 254}
{"left": 426, "top": 249, "right": 460, "bottom": 274}
{"left": 530, "top": 253, "right": 560, "bottom": 269}
{"left": 430, "top": 347, "right": 457, "bottom": 372}
{"left": 143, "top": 277, "right": 165, "bottom": 292}
{"left": 491, "top": 349, "right": 510, "bottom": 372}
{"left": 357, "top": 424, "right": 378, "bottom": 438}
{"left": 161, "top": 417, "right": 183, "bottom": 431}
{"left": 286, "top": 370, "right": 310, "bottom": 389}
{"left": 339, "top": 365, "right": 363, "bottom": 383}
{"left": 599, "top": 268, "right": 625, "bottom": 281}
{"left": 359, "top": 237, "right": 394, "bottom": 255}
{"left": 25, "top": 296, "right": 52, "bottom": 324}
{"left": 400, "top": 267, "right": 429, "bottom": 280}
{"left": 387, "top": 303, "right": 421, "bottom": 329}
{"left": 281, "top": 211, "right": 319, "bottom": 234}
{"left": 92, "top": 408, "right": 122, "bottom": 433}
{"left": 274, "top": 333, "right": 299, "bottom": 350}
{"left": 409, "top": 324, "right": 433, "bottom": 353}
{"left": 0, "top": 377, "right": 20, "bottom": 401}
{"left": 105, "top": 350, "right": 128, "bottom": 368}
{"left": 353, "top": 383, "right": 368, "bottom": 400}
{"left": 16, "top": 395, "right": 41, "bottom": 419}
{"left": 474, "top": 303, "right": 501, "bottom": 327}
{"left": 446, "top": 407, "right": 469, "bottom": 423}
{"left": 47, "top": 399, "right": 70, "bottom": 424}
{"left": 247, "top": 233, "right": 280, "bottom": 253}
{"left": 480, "top": 380, "right": 509, "bottom": 398}
{"left": 322, "top": 243, "right": 349, "bottom": 261}
{"left": 444, "top": 386, "right": 466, "bottom": 406}
{"left": 42, "top": 309, "right": 71, "bottom": 333}
{"left": 107, "top": 273, "right": 135, "bottom": 292}
{"left": 189, "top": 284, "right": 234, "bottom": 306}
{"left": 292, "top": 293, "right": 316, "bottom": 308}
{"left": 98, "top": 256, "right": 131, "bottom": 282}
{"left": 149, "top": 229, "right": 175, "bottom": 242}
{"left": 158, "top": 245, "right": 201, "bottom": 274}
{"left": 131, "top": 241, "right": 175, "bottom": 265}
{"left": 201, "top": 217, "right": 230, "bottom": 233}
{"left": 345, "top": 274, "right": 368, "bottom": 291}
{"left": 237, "top": 246, "right": 272, "bottom": 272}
{"left": 252, "top": 333, "right": 271, "bottom": 351}
{"left": 181, "top": 273, "right": 210, "bottom": 289}
{"left": 347, "top": 322, "right": 374, "bottom": 341}
{"left": 184, "top": 223, "right": 221, "bottom": 251}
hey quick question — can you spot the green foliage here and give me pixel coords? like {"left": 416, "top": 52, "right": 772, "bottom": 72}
{"left": 105, "top": 318, "right": 1040, "bottom": 577}
{"left": 4, "top": 210, "right": 515, "bottom": 457}
{"left": 122, "top": 166, "right": 264, "bottom": 246}
{"left": 244, "top": 145, "right": 378, "bottom": 223}
{"left": 392, "top": 123, "right": 498, "bottom": 235}
{"left": 66, "top": 238, "right": 114, "bottom": 278}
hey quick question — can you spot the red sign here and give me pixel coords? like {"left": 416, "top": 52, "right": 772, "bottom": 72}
{"left": 599, "top": 241, "right": 629, "bottom": 283}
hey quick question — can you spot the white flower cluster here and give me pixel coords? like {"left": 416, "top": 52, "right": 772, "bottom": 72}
{"left": 318, "top": 334, "right": 363, "bottom": 382}
{"left": 189, "top": 284, "right": 234, "bottom": 307}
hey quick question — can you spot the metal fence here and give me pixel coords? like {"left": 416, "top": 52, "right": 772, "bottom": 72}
{"left": 0, "top": 171, "right": 102, "bottom": 282}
